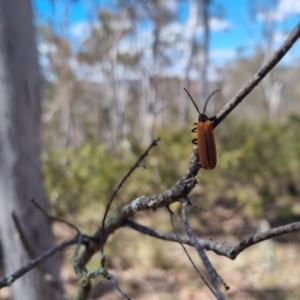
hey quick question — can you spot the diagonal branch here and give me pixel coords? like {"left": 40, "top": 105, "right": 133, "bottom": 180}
{"left": 126, "top": 219, "right": 300, "bottom": 260}
{"left": 31, "top": 199, "right": 87, "bottom": 276}
{"left": 213, "top": 21, "right": 300, "bottom": 128}
{"left": 0, "top": 237, "right": 83, "bottom": 289}
{"left": 227, "top": 221, "right": 300, "bottom": 259}
{"left": 166, "top": 206, "right": 217, "bottom": 298}
{"left": 125, "top": 218, "right": 230, "bottom": 255}
{"left": 5, "top": 218, "right": 299, "bottom": 290}
{"left": 181, "top": 197, "right": 226, "bottom": 300}
{"left": 100, "top": 138, "right": 160, "bottom": 261}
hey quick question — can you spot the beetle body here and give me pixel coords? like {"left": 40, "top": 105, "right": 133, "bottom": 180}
{"left": 184, "top": 88, "right": 219, "bottom": 170}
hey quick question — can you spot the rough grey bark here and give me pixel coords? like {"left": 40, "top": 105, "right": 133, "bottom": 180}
{"left": 0, "top": 1, "right": 63, "bottom": 299}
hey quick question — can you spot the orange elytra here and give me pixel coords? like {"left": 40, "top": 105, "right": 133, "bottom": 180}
{"left": 184, "top": 88, "right": 220, "bottom": 170}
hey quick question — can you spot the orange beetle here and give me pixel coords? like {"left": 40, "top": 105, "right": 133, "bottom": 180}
{"left": 184, "top": 88, "right": 220, "bottom": 170}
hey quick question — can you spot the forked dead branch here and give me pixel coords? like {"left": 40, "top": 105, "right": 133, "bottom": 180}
{"left": 1, "top": 20, "right": 300, "bottom": 300}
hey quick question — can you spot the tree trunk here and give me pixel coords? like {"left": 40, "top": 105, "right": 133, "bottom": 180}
{"left": 181, "top": 0, "right": 198, "bottom": 124}
{"left": 0, "top": 1, "right": 63, "bottom": 299}
{"left": 199, "top": 0, "right": 210, "bottom": 105}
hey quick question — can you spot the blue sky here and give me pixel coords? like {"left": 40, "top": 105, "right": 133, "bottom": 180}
{"left": 34, "top": 1, "right": 247, "bottom": 48}
{"left": 33, "top": 0, "right": 300, "bottom": 80}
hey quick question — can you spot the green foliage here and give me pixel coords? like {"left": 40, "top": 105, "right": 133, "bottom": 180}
{"left": 44, "top": 115, "right": 300, "bottom": 221}
{"left": 43, "top": 124, "right": 195, "bottom": 218}
{"left": 44, "top": 143, "right": 132, "bottom": 217}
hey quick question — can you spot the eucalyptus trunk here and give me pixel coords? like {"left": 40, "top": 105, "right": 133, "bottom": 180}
{"left": 0, "top": 1, "right": 63, "bottom": 299}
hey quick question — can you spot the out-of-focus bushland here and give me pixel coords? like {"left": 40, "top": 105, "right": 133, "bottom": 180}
{"left": 44, "top": 114, "right": 300, "bottom": 227}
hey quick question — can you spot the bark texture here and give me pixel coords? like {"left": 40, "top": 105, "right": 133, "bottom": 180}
{"left": 0, "top": 1, "right": 63, "bottom": 299}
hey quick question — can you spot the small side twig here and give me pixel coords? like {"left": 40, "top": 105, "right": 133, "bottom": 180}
{"left": 186, "top": 197, "right": 207, "bottom": 212}
{"left": 181, "top": 197, "right": 227, "bottom": 300}
{"left": 31, "top": 199, "right": 81, "bottom": 234}
{"left": 84, "top": 269, "right": 132, "bottom": 300}
{"left": 31, "top": 199, "right": 85, "bottom": 276}
{"left": 81, "top": 139, "right": 160, "bottom": 299}
{"left": 99, "top": 138, "right": 160, "bottom": 265}
{"left": 108, "top": 274, "right": 132, "bottom": 300}
{"left": 166, "top": 206, "right": 216, "bottom": 298}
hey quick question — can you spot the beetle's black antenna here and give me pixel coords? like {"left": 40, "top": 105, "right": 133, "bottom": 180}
{"left": 183, "top": 88, "right": 201, "bottom": 115}
{"left": 202, "top": 89, "right": 221, "bottom": 115}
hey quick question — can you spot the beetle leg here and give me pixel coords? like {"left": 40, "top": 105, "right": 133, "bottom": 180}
{"left": 191, "top": 127, "right": 197, "bottom": 133}
{"left": 192, "top": 138, "right": 197, "bottom": 145}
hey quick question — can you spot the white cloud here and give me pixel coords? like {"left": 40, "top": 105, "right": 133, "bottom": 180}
{"left": 70, "top": 22, "right": 92, "bottom": 39}
{"left": 259, "top": 0, "right": 300, "bottom": 21}
{"left": 209, "top": 48, "right": 236, "bottom": 60}
{"left": 195, "top": 17, "right": 230, "bottom": 36}
{"left": 209, "top": 17, "right": 231, "bottom": 31}
{"left": 275, "top": 0, "right": 300, "bottom": 20}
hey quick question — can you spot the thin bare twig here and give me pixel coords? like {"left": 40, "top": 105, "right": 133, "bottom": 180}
{"left": 0, "top": 237, "right": 79, "bottom": 288}
{"left": 213, "top": 21, "right": 300, "bottom": 128}
{"left": 80, "top": 139, "right": 160, "bottom": 299}
{"left": 99, "top": 138, "right": 160, "bottom": 263}
{"left": 31, "top": 199, "right": 85, "bottom": 275}
{"left": 189, "top": 204, "right": 207, "bottom": 212}
{"left": 126, "top": 219, "right": 300, "bottom": 260}
{"left": 83, "top": 269, "right": 131, "bottom": 300}
{"left": 166, "top": 206, "right": 217, "bottom": 298}
{"left": 108, "top": 274, "right": 132, "bottom": 300}
{"left": 228, "top": 221, "right": 300, "bottom": 259}
{"left": 126, "top": 218, "right": 230, "bottom": 256}
{"left": 31, "top": 199, "right": 81, "bottom": 234}
{"left": 12, "top": 211, "right": 64, "bottom": 292}
{"left": 181, "top": 197, "right": 227, "bottom": 300}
